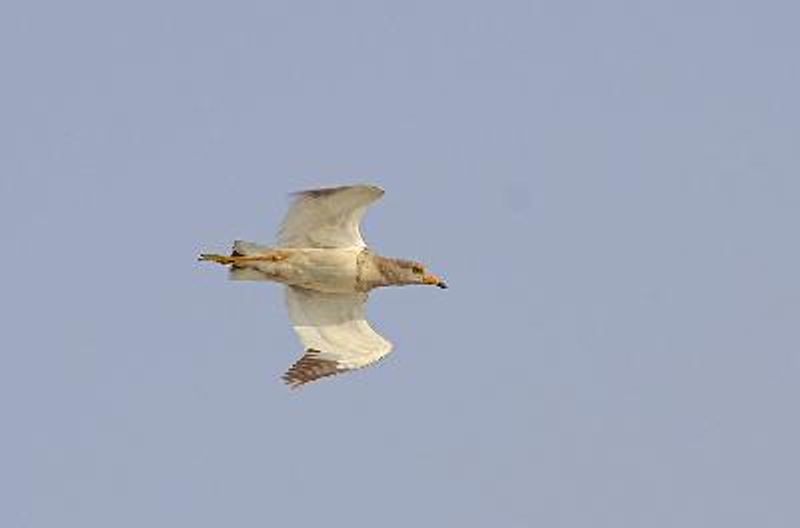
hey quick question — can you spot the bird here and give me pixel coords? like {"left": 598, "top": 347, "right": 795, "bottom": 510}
{"left": 199, "top": 184, "right": 447, "bottom": 388}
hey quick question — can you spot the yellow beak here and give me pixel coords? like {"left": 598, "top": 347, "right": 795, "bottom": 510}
{"left": 422, "top": 274, "right": 448, "bottom": 289}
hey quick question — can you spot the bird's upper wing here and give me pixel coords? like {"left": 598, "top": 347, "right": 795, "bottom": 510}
{"left": 277, "top": 184, "right": 385, "bottom": 248}
{"left": 283, "top": 286, "right": 393, "bottom": 387}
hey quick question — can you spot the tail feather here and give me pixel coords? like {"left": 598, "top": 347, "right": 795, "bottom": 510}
{"left": 229, "top": 267, "right": 270, "bottom": 281}
{"left": 198, "top": 240, "right": 277, "bottom": 282}
{"left": 232, "top": 240, "right": 271, "bottom": 256}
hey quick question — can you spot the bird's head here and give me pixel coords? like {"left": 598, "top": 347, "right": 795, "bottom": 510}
{"left": 389, "top": 258, "right": 448, "bottom": 289}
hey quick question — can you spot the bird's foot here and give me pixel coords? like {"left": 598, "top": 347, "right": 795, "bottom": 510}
{"left": 198, "top": 253, "right": 235, "bottom": 265}
{"left": 199, "top": 251, "right": 289, "bottom": 265}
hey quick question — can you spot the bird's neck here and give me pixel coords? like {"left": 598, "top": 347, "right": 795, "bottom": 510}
{"left": 357, "top": 251, "right": 408, "bottom": 290}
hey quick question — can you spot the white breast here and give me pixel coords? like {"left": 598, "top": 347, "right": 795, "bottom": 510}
{"left": 281, "top": 248, "right": 362, "bottom": 293}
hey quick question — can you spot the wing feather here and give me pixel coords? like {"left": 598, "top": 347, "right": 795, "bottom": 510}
{"left": 283, "top": 286, "right": 392, "bottom": 387}
{"left": 277, "top": 184, "right": 384, "bottom": 249}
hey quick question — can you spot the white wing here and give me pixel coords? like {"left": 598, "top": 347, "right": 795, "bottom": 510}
{"left": 277, "top": 184, "right": 385, "bottom": 249}
{"left": 283, "top": 286, "right": 393, "bottom": 387}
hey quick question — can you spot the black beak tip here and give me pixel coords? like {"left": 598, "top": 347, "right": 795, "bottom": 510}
{"left": 437, "top": 281, "right": 448, "bottom": 289}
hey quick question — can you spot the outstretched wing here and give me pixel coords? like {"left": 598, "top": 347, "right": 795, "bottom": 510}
{"left": 277, "top": 184, "right": 385, "bottom": 249}
{"left": 283, "top": 286, "right": 393, "bottom": 387}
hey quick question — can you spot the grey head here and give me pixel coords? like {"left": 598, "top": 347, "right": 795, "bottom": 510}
{"left": 371, "top": 255, "right": 448, "bottom": 289}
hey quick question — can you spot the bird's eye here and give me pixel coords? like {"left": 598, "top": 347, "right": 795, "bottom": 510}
{"left": 412, "top": 265, "right": 424, "bottom": 274}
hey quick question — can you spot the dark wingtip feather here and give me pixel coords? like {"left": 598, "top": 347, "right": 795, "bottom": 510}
{"left": 291, "top": 184, "right": 384, "bottom": 200}
{"left": 282, "top": 349, "right": 344, "bottom": 388}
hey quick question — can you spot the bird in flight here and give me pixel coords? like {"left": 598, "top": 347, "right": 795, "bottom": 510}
{"left": 199, "top": 184, "right": 447, "bottom": 388}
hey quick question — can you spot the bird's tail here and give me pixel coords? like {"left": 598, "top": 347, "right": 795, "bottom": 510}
{"left": 199, "top": 240, "right": 278, "bottom": 281}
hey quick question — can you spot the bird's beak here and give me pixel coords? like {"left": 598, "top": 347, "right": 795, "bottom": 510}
{"left": 423, "top": 274, "right": 448, "bottom": 289}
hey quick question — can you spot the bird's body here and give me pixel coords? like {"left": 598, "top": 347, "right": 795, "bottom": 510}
{"left": 226, "top": 244, "right": 364, "bottom": 293}
{"left": 199, "top": 184, "right": 446, "bottom": 387}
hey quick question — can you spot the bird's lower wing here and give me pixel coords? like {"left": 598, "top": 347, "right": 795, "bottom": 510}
{"left": 283, "top": 286, "right": 393, "bottom": 387}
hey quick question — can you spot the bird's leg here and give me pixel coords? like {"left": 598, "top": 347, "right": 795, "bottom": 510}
{"left": 199, "top": 251, "right": 290, "bottom": 265}
{"left": 198, "top": 253, "right": 233, "bottom": 265}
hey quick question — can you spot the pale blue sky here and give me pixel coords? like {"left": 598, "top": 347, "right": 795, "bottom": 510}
{"left": 2, "top": 1, "right": 799, "bottom": 526}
